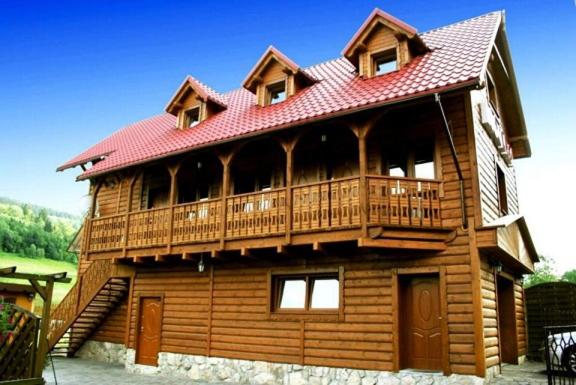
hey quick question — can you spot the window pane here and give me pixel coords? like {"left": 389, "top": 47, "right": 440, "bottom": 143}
{"left": 375, "top": 59, "right": 397, "bottom": 75}
{"left": 310, "top": 278, "right": 339, "bottom": 309}
{"left": 279, "top": 279, "right": 306, "bottom": 309}
{"left": 415, "top": 162, "right": 435, "bottom": 179}
{"left": 270, "top": 89, "right": 286, "bottom": 104}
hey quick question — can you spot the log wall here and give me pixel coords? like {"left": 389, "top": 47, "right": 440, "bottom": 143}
{"left": 470, "top": 90, "right": 519, "bottom": 224}
{"left": 91, "top": 298, "right": 128, "bottom": 345}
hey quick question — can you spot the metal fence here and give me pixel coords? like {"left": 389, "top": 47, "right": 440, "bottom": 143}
{"left": 545, "top": 325, "right": 576, "bottom": 385}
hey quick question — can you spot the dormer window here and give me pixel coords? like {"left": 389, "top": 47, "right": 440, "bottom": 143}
{"left": 373, "top": 49, "right": 397, "bottom": 76}
{"left": 243, "top": 46, "right": 316, "bottom": 106}
{"left": 342, "top": 9, "right": 428, "bottom": 78}
{"left": 267, "top": 81, "right": 286, "bottom": 105}
{"left": 184, "top": 107, "right": 200, "bottom": 128}
{"left": 165, "top": 75, "right": 227, "bottom": 130}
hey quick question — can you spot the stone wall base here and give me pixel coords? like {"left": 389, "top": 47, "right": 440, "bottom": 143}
{"left": 76, "top": 340, "right": 126, "bottom": 365}
{"left": 125, "top": 349, "right": 486, "bottom": 385}
{"left": 484, "top": 364, "right": 501, "bottom": 383}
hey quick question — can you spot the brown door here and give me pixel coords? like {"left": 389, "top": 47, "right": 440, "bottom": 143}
{"left": 497, "top": 276, "right": 518, "bottom": 364}
{"left": 136, "top": 297, "right": 162, "bottom": 366}
{"left": 400, "top": 275, "right": 442, "bottom": 371}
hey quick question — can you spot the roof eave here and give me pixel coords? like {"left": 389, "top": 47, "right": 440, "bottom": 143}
{"left": 75, "top": 78, "right": 479, "bottom": 181}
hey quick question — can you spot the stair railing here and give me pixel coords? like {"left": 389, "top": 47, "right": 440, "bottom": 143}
{"left": 47, "top": 259, "right": 113, "bottom": 349}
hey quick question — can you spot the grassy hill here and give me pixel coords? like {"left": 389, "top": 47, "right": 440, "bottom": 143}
{"left": 0, "top": 251, "right": 77, "bottom": 310}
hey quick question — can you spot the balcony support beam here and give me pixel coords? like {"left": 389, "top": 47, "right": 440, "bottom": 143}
{"left": 350, "top": 113, "right": 382, "bottom": 238}
{"left": 166, "top": 163, "right": 181, "bottom": 254}
{"left": 218, "top": 154, "right": 232, "bottom": 250}
{"left": 279, "top": 134, "right": 301, "bottom": 245}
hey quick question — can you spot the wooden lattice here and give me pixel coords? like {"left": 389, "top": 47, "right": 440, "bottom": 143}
{"left": 0, "top": 304, "right": 40, "bottom": 381}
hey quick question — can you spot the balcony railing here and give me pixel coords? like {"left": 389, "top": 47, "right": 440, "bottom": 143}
{"left": 84, "top": 175, "right": 442, "bottom": 253}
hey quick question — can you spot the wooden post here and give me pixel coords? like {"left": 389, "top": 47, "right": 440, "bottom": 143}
{"left": 34, "top": 278, "right": 54, "bottom": 377}
{"left": 351, "top": 124, "right": 369, "bottom": 238}
{"left": 280, "top": 136, "right": 298, "bottom": 245}
{"left": 122, "top": 173, "right": 139, "bottom": 255}
{"left": 89, "top": 181, "right": 102, "bottom": 219}
{"left": 218, "top": 153, "right": 233, "bottom": 250}
{"left": 167, "top": 163, "right": 181, "bottom": 254}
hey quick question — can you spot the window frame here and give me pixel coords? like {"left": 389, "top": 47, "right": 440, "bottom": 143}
{"left": 183, "top": 106, "right": 201, "bottom": 128}
{"left": 268, "top": 267, "right": 344, "bottom": 321}
{"left": 496, "top": 163, "right": 508, "bottom": 215}
{"left": 266, "top": 80, "right": 287, "bottom": 105}
{"left": 371, "top": 48, "right": 398, "bottom": 77}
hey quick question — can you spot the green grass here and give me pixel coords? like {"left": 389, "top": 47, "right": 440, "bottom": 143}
{"left": 0, "top": 251, "right": 77, "bottom": 310}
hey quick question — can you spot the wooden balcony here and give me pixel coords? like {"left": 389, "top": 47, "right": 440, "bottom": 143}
{"left": 84, "top": 175, "right": 450, "bottom": 259}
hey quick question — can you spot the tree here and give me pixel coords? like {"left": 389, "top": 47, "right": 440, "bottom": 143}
{"left": 524, "top": 255, "right": 558, "bottom": 288}
{"left": 562, "top": 269, "right": 576, "bottom": 284}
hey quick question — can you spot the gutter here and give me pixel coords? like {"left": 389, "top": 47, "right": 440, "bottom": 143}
{"left": 434, "top": 93, "right": 468, "bottom": 229}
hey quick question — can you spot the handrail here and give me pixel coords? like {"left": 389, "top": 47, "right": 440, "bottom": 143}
{"left": 47, "top": 260, "right": 113, "bottom": 349}
{"left": 84, "top": 174, "right": 444, "bottom": 253}
{"left": 292, "top": 175, "right": 359, "bottom": 189}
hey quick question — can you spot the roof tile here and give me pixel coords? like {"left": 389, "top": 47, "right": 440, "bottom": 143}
{"left": 59, "top": 12, "right": 501, "bottom": 179}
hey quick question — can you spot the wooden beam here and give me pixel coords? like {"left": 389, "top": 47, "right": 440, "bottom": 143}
{"left": 34, "top": 278, "right": 54, "bottom": 377}
{"left": 312, "top": 242, "right": 324, "bottom": 253}
{"left": 133, "top": 256, "right": 145, "bottom": 264}
{"left": 182, "top": 252, "right": 193, "bottom": 261}
{"left": 154, "top": 255, "right": 166, "bottom": 263}
{"left": 276, "top": 245, "right": 287, "bottom": 255}
{"left": 1, "top": 271, "right": 71, "bottom": 283}
{"left": 240, "top": 248, "right": 251, "bottom": 257}
{"left": 0, "top": 266, "right": 16, "bottom": 275}
{"left": 28, "top": 279, "right": 46, "bottom": 301}
{"left": 357, "top": 237, "right": 447, "bottom": 251}
{"left": 210, "top": 249, "right": 221, "bottom": 259}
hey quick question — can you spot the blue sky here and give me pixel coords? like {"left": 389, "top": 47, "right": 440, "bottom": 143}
{"left": 0, "top": 0, "right": 574, "bottom": 271}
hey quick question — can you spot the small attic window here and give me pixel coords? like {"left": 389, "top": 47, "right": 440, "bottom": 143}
{"left": 267, "top": 81, "right": 286, "bottom": 105}
{"left": 373, "top": 49, "right": 397, "bottom": 76}
{"left": 184, "top": 107, "right": 200, "bottom": 128}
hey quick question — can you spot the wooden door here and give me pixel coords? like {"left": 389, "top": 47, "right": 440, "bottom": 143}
{"left": 400, "top": 275, "right": 442, "bottom": 371}
{"left": 497, "top": 276, "right": 518, "bottom": 364}
{"left": 136, "top": 297, "right": 162, "bottom": 366}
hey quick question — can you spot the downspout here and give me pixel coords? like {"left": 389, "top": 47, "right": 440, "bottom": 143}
{"left": 434, "top": 93, "right": 468, "bottom": 229}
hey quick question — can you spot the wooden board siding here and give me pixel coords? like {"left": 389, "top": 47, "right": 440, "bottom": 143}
{"left": 470, "top": 90, "right": 519, "bottom": 224}
{"left": 514, "top": 279, "right": 527, "bottom": 356}
{"left": 128, "top": 269, "right": 210, "bottom": 356}
{"left": 120, "top": 249, "right": 476, "bottom": 374}
{"left": 479, "top": 258, "right": 527, "bottom": 369}
{"left": 91, "top": 298, "right": 128, "bottom": 344}
{"left": 480, "top": 259, "right": 499, "bottom": 368}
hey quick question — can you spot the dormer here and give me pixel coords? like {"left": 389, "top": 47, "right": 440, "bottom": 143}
{"left": 243, "top": 46, "right": 316, "bottom": 107}
{"left": 165, "top": 76, "right": 227, "bottom": 130}
{"left": 342, "top": 8, "right": 428, "bottom": 78}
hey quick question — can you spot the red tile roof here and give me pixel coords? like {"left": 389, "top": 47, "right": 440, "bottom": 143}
{"left": 58, "top": 11, "right": 502, "bottom": 180}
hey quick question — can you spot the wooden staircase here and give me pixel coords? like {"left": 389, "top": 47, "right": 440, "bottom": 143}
{"left": 48, "top": 260, "right": 131, "bottom": 357}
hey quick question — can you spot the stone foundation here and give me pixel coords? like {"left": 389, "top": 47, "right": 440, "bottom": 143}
{"left": 76, "top": 340, "right": 127, "bottom": 365}
{"left": 125, "top": 349, "right": 485, "bottom": 385}
{"left": 484, "top": 364, "right": 501, "bottom": 383}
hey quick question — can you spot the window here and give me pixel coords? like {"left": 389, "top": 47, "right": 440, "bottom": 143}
{"left": 497, "top": 164, "right": 508, "bottom": 215}
{"left": 373, "top": 49, "right": 397, "bottom": 76}
{"left": 383, "top": 140, "right": 435, "bottom": 179}
{"left": 272, "top": 272, "right": 340, "bottom": 313}
{"left": 266, "top": 81, "right": 286, "bottom": 105}
{"left": 184, "top": 107, "right": 200, "bottom": 128}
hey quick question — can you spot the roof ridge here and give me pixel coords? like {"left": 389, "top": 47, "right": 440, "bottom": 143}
{"left": 420, "top": 10, "right": 503, "bottom": 36}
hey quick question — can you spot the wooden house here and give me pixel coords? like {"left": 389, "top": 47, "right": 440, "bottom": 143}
{"left": 51, "top": 9, "right": 538, "bottom": 384}
{"left": 0, "top": 283, "right": 35, "bottom": 312}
